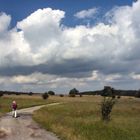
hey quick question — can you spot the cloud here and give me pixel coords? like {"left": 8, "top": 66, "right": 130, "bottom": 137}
{"left": 0, "top": 1, "right": 140, "bottom": 92}
{"left": 74, "top": 7, "right": 98, "bottom": 19}
{"left": 0, "top": 12, "right": 11, "bottom": 33}
{"left": 17, "top": 8, "right": 65, "bottom": 50}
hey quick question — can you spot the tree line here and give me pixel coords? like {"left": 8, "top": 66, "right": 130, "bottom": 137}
{"left": 0, "top": 87, "right": 140, "bottom": 98}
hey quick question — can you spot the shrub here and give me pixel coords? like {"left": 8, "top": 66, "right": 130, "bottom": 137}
{"left": 69, "top": 94, "right": 76, "bottom": 97}
{"left": 59, "top": 94, "right": 64, "bottom": 97}
{"left": 101, "top": 86, "right": 117, "bottom": 121}
{"left": 16, "top": 92, "right": 21, "bottom": 95}
{"left": 48, "top": 91, "right": 55, "bottom": 96}
{"left": 101, "top": 97, "right": 116, "bottom": 121}
{"left": 135, "top": 90, "right": 140, "bottom": 98}
{"left": 69, "top": 88, "right": 79, "bottom": 97}
{"left": 101, "top": 86, "right": 115, "bottom": 97}
{"left": 0, "top": 92, "right": 3, "bottom": 97}
{"left": 28, "top": 92, "right": 33, "bottom": 96}
{"left": 117, "top": 95, "right": 121, "bottom": 99}
{"left": 79, "top": 93, "right": 83, "bottom": 97}
{"left": 42, "top": 92, "right": 49, "bottom": 99}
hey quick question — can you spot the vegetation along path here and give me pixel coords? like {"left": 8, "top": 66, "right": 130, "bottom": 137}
{"left": 0, "top": 103, "right": 61, "bottom": 140}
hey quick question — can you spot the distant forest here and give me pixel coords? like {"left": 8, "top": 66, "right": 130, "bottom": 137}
{"left": 80, "top": 89, "right": 139, "bottom": 97}
{"left": 0, "top": 87, "right": 140, "bottom": 97}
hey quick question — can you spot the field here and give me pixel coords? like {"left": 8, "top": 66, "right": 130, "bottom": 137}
{"left": 0, "top": 95, "right": 140, "bottom": 140}
{"left": 33, "top": 95, "right": 140, "bottom": 140}
{"left": 0, "top": 95, "right": 55, "bottom": 116}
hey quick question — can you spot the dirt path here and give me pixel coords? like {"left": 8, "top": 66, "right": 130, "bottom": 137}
{"left": 0, "top": 103, "right": 61, "bottom": 140}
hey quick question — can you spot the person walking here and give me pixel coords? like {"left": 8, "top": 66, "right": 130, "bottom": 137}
{"left": 12, "top": 100, "right": 17, "bottom": 118}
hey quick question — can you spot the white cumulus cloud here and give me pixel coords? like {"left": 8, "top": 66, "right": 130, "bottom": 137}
{"left": 74, "top": 7, "right": 98, "bottom": 19}
{"left": 0, "top": 0, "right": 140, "bottom": 92}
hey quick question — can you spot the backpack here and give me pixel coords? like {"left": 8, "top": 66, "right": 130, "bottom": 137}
{"left": 12, "top": 103, "right": 17, "bottom": 110}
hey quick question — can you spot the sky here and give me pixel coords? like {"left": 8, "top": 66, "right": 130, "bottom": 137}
{"left": 0, "top": 0, "right": 140, "bottom": 93}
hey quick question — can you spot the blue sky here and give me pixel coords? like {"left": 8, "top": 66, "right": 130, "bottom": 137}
{"left": 0, "top": 0, "right": 135, "bottom": 27}
{"left": 0, "top": 0, "right": 140, "bottom": 93}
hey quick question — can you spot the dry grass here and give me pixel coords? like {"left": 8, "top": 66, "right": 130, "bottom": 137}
{"left": 33, "top": 95, "right": 140, "bottom": 140}
{"left": 0, "top": 94, "right": 55, "bottom": 116}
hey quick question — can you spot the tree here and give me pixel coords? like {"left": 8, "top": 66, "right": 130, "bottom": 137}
{"left": 48, "top": 91, "right": 55, "bottom": 96}
{"left": 42, "top": 92, "right": 49, "bottom": 99}
{"left": 101, "top": 86, "right": 115, "bottom": 97}
{"left": 28, "top": 92, "right": 33, "bottom": 96}
{"left": 69, "top": 88, "right": 79, "bottom": 97}
{"left": 59, "top": 94, "right": 64, "bottom": 97}
{"left": 0, "top": 92, "right": 3, "bottom": 97}
{"left": 16, "top": 92, "right": 21, "bottom": 95}
{"left": 79, "top": 92, "right": 83, "bottom": 97}
{"left": 135, "top": 89, "right": 140, "bottom": 98}
{"left": 101, "top": 86, "right": 117, "bottom": 121}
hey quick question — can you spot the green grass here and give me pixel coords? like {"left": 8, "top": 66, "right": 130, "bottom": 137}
{"left": 0, "top": 95, "right": 55, "bottom": 116}
{"left": 33, "top": 96, "right": 140, "bottom": 140}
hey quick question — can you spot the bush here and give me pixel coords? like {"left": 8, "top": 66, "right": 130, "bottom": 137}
{"left": 42, "top": 92, "right": 49, "bottom": 100}
{"left": 28, "top": 92, "right": 33, "bottom": 96}
{"left": 117, "top": 95, "right": 121, "bottom": 99}
{"left": 101, "top": 86, "right": 115, "bottom": 97}
{"left": 16, "top": 92, "right": 21, "bottom": 95}
{"left": 79, "top": 93, "right": 83, "bottom": 97}
{"left": 135, "top": 90, "right": 140, "bottom": 98}
{"left": 69, "top": 88, "right": 79, "bottom": 97}
{"left": 101, "top": 97, "right": 116, "bottom": 121}
{"left": 0, "top": 92, "right": 3, "bottom": 97}
{"left": 101, "top": 86, "right": 117, "bottom": 121}
{"left": 59, "top": 94, "right": 64, "bottom": 97}
{"left": 48, "top": 91, "right": 55, "bottom": 96}
{"left": 69, "top": 94, "right": 76, "bottom": 97}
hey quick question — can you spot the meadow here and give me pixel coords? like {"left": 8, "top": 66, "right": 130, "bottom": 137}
{"left": 0, "top": 94, "right": 140, "bottom": 140}
{"left": 33, "top": 95, "right": 140, "bottom": 140}
{"left": 0, "top": 95, "right": 54, "bottom": 116}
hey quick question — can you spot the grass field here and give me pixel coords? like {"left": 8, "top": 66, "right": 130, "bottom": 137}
{"left": 0, "top": 95, "right": 55, "bottom": 116}
{"left": 33, "top": 95, "right": 140, "bottom": 140}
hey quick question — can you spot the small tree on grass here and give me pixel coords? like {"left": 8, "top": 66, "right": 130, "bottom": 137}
{"left": 101, "top": 86, "right": 117, "bottom": 121}
{"left": 48, "top": 91, "right": 55, "bottom": 96}
{"left": 28, "top": 92, "right": 33, "bottom": 96}
{"left": 0, "top": 92, "right": 3, "bottom": 97}
{"left": 135, "top": 89, "right": 140, "bottom": 98}
{"left": 69, "top": 88, "right": 79, "bottom": 97}
{"left": 16, "top": 92, "right": 21, "bottom": 95}
{"left": 79, "top": 93, "right": 83, "bottom": 97}
{"left": 59, "top": 94, "right": 64, "bottom": 97}
{"left": 42, "top": 92, "right": 49, "bottom": 100}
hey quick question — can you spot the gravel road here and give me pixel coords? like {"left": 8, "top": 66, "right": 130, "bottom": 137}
{"left": 0, "top": 103, "right": 61, "bottom": 140}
